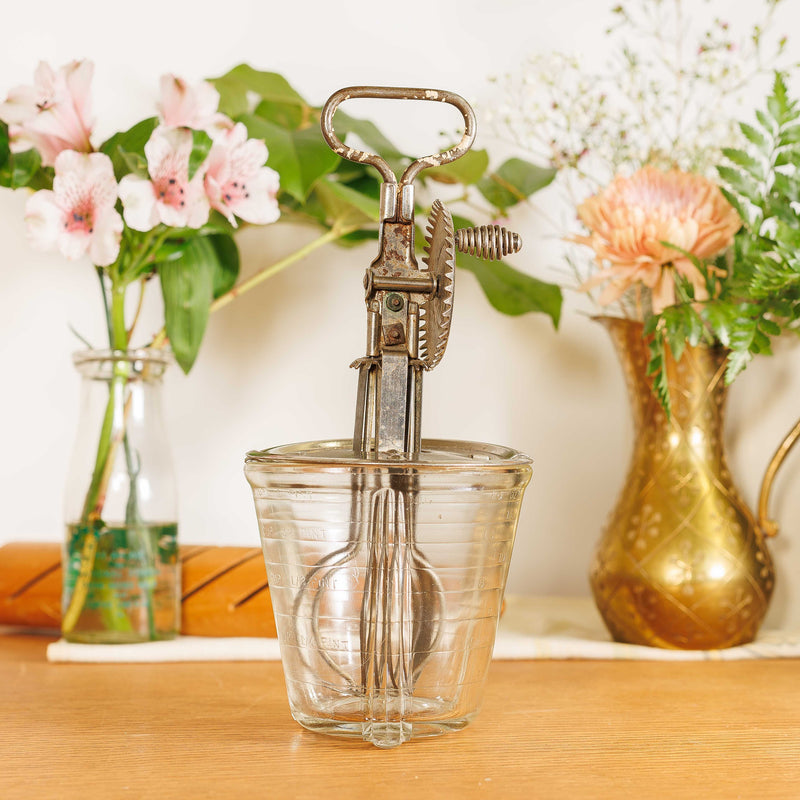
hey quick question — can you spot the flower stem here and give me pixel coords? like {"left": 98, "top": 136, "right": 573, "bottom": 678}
{"left": 150, "top": 225, "right": 353, "bottom": 348}
{"left": 215, "top": 226, "right": 349, "bottom": 312}
{"left": 110, "top": 284, "right": 129, "bottom": 351}
{"left": 64, "top": 278, "right": 133, "bottom": 635}
{"left": 97, "top": 268, "right": 113, "bottom": 343}
{"left": 128, "top": 279, "right": 147, "bottom": 341}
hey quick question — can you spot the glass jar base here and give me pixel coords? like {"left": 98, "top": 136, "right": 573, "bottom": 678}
{"left": 291, "top": 697, "right": 476, "bottom": 748}
{"left": 62, "top": 629, "right": 178, "bottom": 644}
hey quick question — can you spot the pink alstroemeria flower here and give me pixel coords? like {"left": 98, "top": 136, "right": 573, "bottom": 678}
{"left": 118, "top": 127, "right": 210, "bottom": 231}
{"left": 157, "top": 74, "right": 227, "bottom": 132}
{"left": 25, "top": 151, "right": 123, "bottom": 266}
{"left": 204, "top": 122, "right": 280, "bottom": 226}
{"left": 0, "top": 60, "right": 94, "bottom": 167}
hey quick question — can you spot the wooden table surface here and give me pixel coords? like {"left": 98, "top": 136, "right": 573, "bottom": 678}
{"left": 2, "top": 633, "right": 800, "bottom": 799}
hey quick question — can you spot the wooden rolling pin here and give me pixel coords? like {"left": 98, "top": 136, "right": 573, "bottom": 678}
{"left": 0, "top": 542, "right": 276, "bottom": 637}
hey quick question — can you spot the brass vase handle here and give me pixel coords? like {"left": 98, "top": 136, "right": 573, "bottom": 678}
{"left": 757, "top": 415, "right": 800, "bottom": 537}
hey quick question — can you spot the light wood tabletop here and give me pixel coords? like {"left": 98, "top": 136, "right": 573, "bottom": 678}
{"left": 2, "top": 633, "right": 800, "bottom": 799}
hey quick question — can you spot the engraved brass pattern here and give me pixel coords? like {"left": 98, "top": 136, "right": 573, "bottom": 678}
{"left": 589, "top": 317, "right": 775, "bottom": 650}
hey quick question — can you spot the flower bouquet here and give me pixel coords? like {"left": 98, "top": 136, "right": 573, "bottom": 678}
{"left": 2, "top": 62, "right": 564, "bottom": 641}
{"left": 490, "top": 0, "right": 800, "bottom": 404}
{"left": 0, "top": 61, "right": 284, "bottom": 641}
{"left": 489, "top": 0, "right": 800, "bottom": 648}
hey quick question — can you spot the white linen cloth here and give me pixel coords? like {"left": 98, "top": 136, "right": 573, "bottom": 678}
{"left": 46, "top": 596, "right": 800, "bottom": 663}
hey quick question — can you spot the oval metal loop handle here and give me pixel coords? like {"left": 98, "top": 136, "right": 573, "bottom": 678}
{"left": 757, "top": 414, "right": 800, "bottom": 537}
{"left": 320, "top": 86, "right": 477, "bottom": 186}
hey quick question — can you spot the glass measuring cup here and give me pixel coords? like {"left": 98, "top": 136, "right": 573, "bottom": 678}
{"left": 245, "top": 438, "right": 532, "bottom": 748}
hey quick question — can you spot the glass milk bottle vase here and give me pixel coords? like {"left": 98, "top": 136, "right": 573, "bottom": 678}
{"left": 62, "top": 349, "right": 180, "bottom": 643}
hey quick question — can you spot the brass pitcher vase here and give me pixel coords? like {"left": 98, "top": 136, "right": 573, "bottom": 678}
{"left": 590, "top": 317, "right": 798, "bottom": 649}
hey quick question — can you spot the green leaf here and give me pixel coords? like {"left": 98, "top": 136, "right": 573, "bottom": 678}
{"left": 768, "top": 72, "right": 793, "bottom": 124}
{"left": 457, "top": 252, "right": 562, "bottom": 326}
{"left": 717, "top": 164, "right": 762, "bottom": 205}
{"left": 338, "top": 173, "right": 381, "bottom": 203}
{"left": 756, "top": 109, "right": 778, "bottom": 136}
{"left": 0, "top": 148, "right": 42, "bottom": 188}
{"left": 659, "top": 304, "right": 703, "bottom": 364}
{"left": 313, "top": 179, "right": 381, "bottom": 227}
{"left": 0, "top": 122, "right": 9, "bottom": 171}
{"left": 425, "top": 148, "right": 489, "bottom": 185}
{"left": 203, "top": 210, "right": 238, "bottom": 237}
{"left": 100, "top": 117, "right": 158, "bottom": 181}
{"left": 151, "top": 240, "right": 187, "bottom": 263}
{"left": 333, "top": 157, "right": 376, "bottom": 184}
{"left": 721, "top": 147, "right": 764, "bottom": 181}
{"left": 477, "top": 157, "right": 556, "bottom": 211}
{"left": 239, "top": 113, "right": 338, "bottom": 201}
{"left": 210, "top": 65, "right": 308, "bottom": 119}
{"left": 337, "top": 228, "right": 380, "bottom": 248}
{"left": 667, "top": 331, "right": 686, "bottom": 363}
{"left": 118, "top": 149, "right": 148, "bottom": 177}
{"left": 333, "top": 110, "right": 408, "bottom": 178}
{"left": 702, "top": 302, "right": 737, "bottom": 347}
{"left": 188, "top": 129, "right": 213, "bottom": 180}
{"left": 219, "top": 64, "right": 305, "bottom": 106}
{"left": 208, "top": 233, "right": 240, "bottom": 298}
{"left": 253, "top": 99, "right": 305, "bottom": 131}
{"left": 646, "top": 330, "right": 671, "bottom": 418}
{"left": 158, "top": 237, "right": 216, "bottom": 373}
{"left": 760, "top": 317, "right": 782, "bottom": 337}
{"left": 725, "top": 348, "right": 752, "bottom": 383}
{"left": 774, "top": 148, "right": 800, "bottom": 167}
{"left": 156, "top": 212, "right": 237, "bottom": 249}
{"left": 771, "top": 172, "right": 800, "bottom": 205}
{"left": 210, "top": 75, "right": 249, "bottom": 118}
{"left": 719, "top": 186, "right": 756, "bottom": 230}
{"left": 725, "top": 314, "right": 761, "bottom": 380}
{"left": 778, "top": 125, "right": 800, "bottom": 146}
{"left": 739, "top": 121, "right": 771, "bottom": 150}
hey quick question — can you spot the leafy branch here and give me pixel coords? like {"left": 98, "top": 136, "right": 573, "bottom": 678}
{"left": 0, "top": 66, "right": 563, "bottom": 372}
{"left": 646, "top": 71, "right": 800, "bottom": 414}
{"left": 208, "top": 65, "right": 563, "bottom": 337}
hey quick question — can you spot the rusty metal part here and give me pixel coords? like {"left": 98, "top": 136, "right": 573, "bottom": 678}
{"left": 370, "top": 274, "right": 435, "bottom": 294}
{"left": 321, "top": 87, "right": 477, "bottom": 457}
{"left": 320, "top": 86, "right": 477, "bottom": 192}
{"left": 455, "top": 225, "right": 523, "bottom": 261}
{"left": 420, "top": 200, "right": 456, "bottom": 370}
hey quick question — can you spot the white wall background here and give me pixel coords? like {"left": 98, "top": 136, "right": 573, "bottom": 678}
{"left": 4, "top": 0, "right": 800, "bottom": 628}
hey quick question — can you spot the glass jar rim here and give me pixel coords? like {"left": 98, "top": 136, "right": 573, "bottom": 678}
{"left": 72, "top": 348, "right": 172, "bottom": 368}
{"left": 246, "top": 438, "right": 533, "bottom": 472}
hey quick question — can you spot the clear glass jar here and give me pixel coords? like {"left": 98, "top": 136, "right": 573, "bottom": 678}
{"left": 62, "top": 349, "right": 179, "bottom": 643}
{"left": 245, "top": 438, "right": 532, "bottom": 748}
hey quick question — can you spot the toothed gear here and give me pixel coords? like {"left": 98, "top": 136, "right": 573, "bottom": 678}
{"left": 420, "top": 199, "right": 456, "bottom": 370}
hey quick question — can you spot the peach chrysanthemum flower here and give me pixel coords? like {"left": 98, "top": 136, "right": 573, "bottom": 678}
{"left": 574, "top": 165, "right": 741, "bottom": 313}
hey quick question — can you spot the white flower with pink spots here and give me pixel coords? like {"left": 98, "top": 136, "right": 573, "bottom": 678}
{"left": 157, "top": 74, "right": 228, "bottom": 134}
{"left": 0, "top": 60, "right": 94, "bottom": 167}
{"left": 204, "top": 122, "right": 280, "bottom": 226}
{"left": 25, "top": 151, "right": 122, "bottom": 266}
{"left": 118, "top": 127, "right": 210, "bottom": 231}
